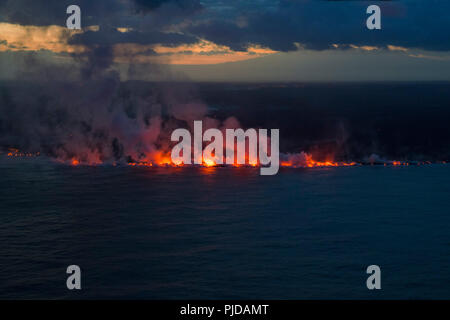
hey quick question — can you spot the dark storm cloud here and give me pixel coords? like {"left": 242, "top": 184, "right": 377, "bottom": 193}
{"left": 0, "top": 0, "right": 203, "bottom": 78}
{"left": 0, "top": 0, "right": 449, "bottom": 53}
{"left": 0, "top": 0, "right": 124, "bottom": 26}
{"left": 0, "top": 0, "right": 201, "bottom": 26}
{"left": 69, "top": 27, "right": 198, "bottom": 47}
{"left": 133, "top": 0, "right": 203, "bottom": 13}
{"left": 188, "top": 0, "right": 450, "bottom": 52}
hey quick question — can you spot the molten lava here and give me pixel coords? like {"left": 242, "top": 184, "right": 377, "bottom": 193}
{"left": 127, "top": 151, "right": 356, "bottom": 168}
{"left": 2, "top": 147, "right": 445, "bottom": 169}
{"left": 280, "top": 152, "right": 356, "bottom": 168}
{"left": 5, "top": 148, "right": 40, "bottom": 157}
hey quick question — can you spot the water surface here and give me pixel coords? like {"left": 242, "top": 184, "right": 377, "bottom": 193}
{"left": 1, "top": 157, "right": 450, "bottom": 299}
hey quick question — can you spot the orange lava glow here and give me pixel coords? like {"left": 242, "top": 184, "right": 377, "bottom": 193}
{"left": 5, "top": 148, "right": 39, "bottom": 157}
{"left": 3, "top": 148, "right": 445, "bottom": 169}
{"left": 391, "top": 161, "right": 410, "bottom": 166}
{"left": 280, "top": 153, "right": 356, "bottom": 168}
{"left": 203, "top": 158, "right": 216, "bottom": 167}
{"left": 126, "top": 153, "right": 357, "bottom": 168}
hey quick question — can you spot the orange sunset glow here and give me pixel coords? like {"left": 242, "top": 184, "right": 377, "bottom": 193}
{"left": 0, "top": 22, "right": 277, "bottom": 65}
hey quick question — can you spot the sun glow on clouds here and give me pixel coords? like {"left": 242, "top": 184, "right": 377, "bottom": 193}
{"left": 387, "top": 45, "right": 408, "bottom": 52}
{"left": 328, "top": 43, "right": 450, "bottom": 61}
{"left": 4, "top": 22, "right": 447, "bottom": 66}
{"left": 386, "top": 44, "right": 450, "bottom": 60}
{"left": 0, "top": 22, "right": 275, "bottom": 64}
{"left": 116, "top": 40, "right": 278, "bottom": 65}
{"left": 0, "top": 23, "right": 98, "bottom": 53}
{"left": 116, "top": 27, "right": 133, "bottom": 33}
{"left": 332, "top": 43, "right": 380, "bottom": 51}
{"left": 0, "top": 22, "right": 277, "bottom": 65}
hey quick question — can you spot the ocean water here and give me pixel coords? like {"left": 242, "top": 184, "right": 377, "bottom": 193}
{"left": 1, "top": 156, "right": 450, "bottom": 299}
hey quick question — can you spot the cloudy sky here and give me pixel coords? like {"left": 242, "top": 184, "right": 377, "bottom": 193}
{"left": 1, "top": 0, "right": 450, "bottom": 81}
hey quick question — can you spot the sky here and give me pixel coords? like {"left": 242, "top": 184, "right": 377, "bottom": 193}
{"left": 0, "top": 0, "right": 450, "bottom": 82}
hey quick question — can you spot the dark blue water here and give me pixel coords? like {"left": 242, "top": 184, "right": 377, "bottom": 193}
{"left": 1, "top": 156, "right": 450, "bottom": 299}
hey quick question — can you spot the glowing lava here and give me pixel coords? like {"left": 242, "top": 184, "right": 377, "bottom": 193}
{"left": 2, "top": 147, "right": 445, "bottom": 169}
{"left": 5, "top": 148, "right": 39, "bottom": 157}
{"left": 203, "top": 158, "right": 216, "bottom": 167}
{"left": 280, "top": 152, "right": 356, "bottom": 168}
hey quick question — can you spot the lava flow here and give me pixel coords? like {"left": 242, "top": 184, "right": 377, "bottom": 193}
{"left": 59, "top": 154, "right": 450, "bottom": 168}
{"left": 280, "top": 152, "right": 356, "bottom": 168}
{"left": 4, "top": 148, "right": 40, "bottom": 158}
{"left": 2, "top": 147, "right": 445, "bottom": 169}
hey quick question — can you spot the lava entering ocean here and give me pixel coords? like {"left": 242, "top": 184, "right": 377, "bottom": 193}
{"left": 280, "top": 152, "right": 356, "bottom": 168}
{"left": 1, "top": 147, "right": 444, "bottom": 169}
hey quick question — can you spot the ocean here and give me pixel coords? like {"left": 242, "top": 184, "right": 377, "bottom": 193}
{"left": 1, "top": 156, "right": 450, "bottom": 299}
